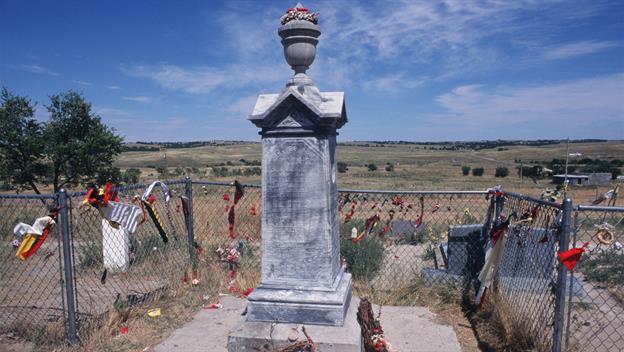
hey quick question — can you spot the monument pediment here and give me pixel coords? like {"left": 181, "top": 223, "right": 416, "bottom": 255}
{"left": 249, "top": 87, "right": 347, "bottom": 131}
{"left": 275, "top": 110, "right": 314, "bottom": 128}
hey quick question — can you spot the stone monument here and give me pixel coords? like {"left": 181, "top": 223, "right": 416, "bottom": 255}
{"left": 228, "top": 4, "right": 361, "bottom": 351}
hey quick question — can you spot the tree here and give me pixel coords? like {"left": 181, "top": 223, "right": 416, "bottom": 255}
{"left": 472, "top": 167, "right": 484, "bottom": 176}
{"left": 385, "top": 163, "right": 394, "bottom": 172}
{"left": 0, "top": 88, "right": 47, "bottom": 193}
{"left": 122, "top": 168, "right": 141, "bottom": 184}
{"left": 44, "top": 91, "right": 124, "bottom": 192}
{"left": 495, "top": 167, "right": 509, "bottom": 178}
{"left": 337, "top": 161, "right": 348, "bottom": 173}
{"left": 461, "top": 166, "right": 471, "bottom": 176}
{"left": 96, "top": 166, "right": 121, "bottom": 185}
{"left": 367, "top": 163, "right": 378, "bottom": 171}
{"left": 1, "top": 89, "right": 124, "bottom": 193}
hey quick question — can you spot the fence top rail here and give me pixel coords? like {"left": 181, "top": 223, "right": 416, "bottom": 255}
{"left": 576, "top": 204, "right": 624, "bottom": 212}
{"left": 0, "top": 193, "right": 56, "bottom": 200}
{"left": 503, "top": 191, "right": 563, "bottom": 209}
{"left": 66, "top": 179, "right": 187, "bottom": 198}
{"left": 337, "top": 188, "right": 489, "bottom": 195}
{"left": 194, "top": 180, "right": 490, "bottom": 195}
{"left": 192, "top": 180, "right": 261, "bottom": 189}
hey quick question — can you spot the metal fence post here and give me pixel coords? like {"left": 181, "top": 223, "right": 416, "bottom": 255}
{"left": 553, "top": 198, "right": 572, "bottom": 352}
{"left": 184, "top": 177, "right": 195, "bottom": 266}
{"left": 59, "top": 189, "right": 77, "bottom": 344}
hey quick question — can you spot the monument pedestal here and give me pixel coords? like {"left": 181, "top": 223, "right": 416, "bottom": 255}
{"left": 248, "top": 270, "right": 352, "bottom": 326}
{"left": 229, "top": 297, "right": 363, "bottom": 352}
{"left": 228, "top": 5, "right": 360, "bottom": 351}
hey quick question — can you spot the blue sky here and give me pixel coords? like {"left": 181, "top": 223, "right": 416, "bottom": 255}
{"left": 1, "top": 0, "right": 623, "bottom": 142}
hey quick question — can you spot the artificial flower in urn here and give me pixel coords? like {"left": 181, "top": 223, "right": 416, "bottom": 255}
{"left": 280, "top": 3, "right": 319, "bottom": 25}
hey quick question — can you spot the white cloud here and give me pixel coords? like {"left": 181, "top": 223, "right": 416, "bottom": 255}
{"left": 432, "top": 73, "right": 624, "bottom": 138}
{"left": 72, "top": 80, "right": 92, "bottom": 86}
{"left": 163, "top": 116, "right": 190, "bottom": 127}
{"left": 107, "top": 85, "right": 121, "bottom": 90}
{"left": 361, "top": 73, "right": 427, "bottom": 93}
{"left": 123, "top": 1, "right": 610, "bottom": 97}
{"left": 224, "top": 95, "right": 258, "bottom": 118}
{"left": 542, "top": 40, "right": 620, "bottom": 61}
{"left": 95, "top": 107, "right": 131, "bottom": 116}
{"left": 315, "top": 0, "right": 569, "bottom": 80}
{"left": 124, "top": 64, "right": 286, "bottom": 94}
{"left": 10, "top": 64, "right": 59, "bottom": 76}
{"left": 122, "top": 96, "right": 151, "bottom": 103}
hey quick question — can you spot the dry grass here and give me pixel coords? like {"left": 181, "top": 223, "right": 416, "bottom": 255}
{"left": 64, "top": 245, "right": 260, "bottom": 352}
{"left": 463, "top": 292, "right": 552, "bottom": 352}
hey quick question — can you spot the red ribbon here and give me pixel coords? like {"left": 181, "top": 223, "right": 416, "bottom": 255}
{"left": 558, "top": 242, "right": 589, "bottom": 271}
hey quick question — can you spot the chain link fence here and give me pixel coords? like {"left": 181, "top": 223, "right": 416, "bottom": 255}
{"left": 1, "top": 179, "right": 623, "bottom": 351}
{"left": 488, "top": 192, "right": 570, "bottom": 352}
{"left": 190, "top": 184, "right": 493, "bottom": 293}
{"left": 65, "top": 180, "right": 191, "bottom": 338}
{"left": 565, "top": 205, "right": 624, "bottom": 352}
{"left": 0, "top": 194, "right": 65, "bottom": 343}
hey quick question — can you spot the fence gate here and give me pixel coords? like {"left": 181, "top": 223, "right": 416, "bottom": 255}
{"left": 565, "top": 205, "right": 624, "bottom": 352}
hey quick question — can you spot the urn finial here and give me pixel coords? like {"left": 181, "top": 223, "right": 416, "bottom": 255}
{"left": 278, "top": 4, "right": 321, "bottom": 76}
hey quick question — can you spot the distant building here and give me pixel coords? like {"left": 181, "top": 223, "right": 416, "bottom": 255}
{"left": 552, "top": 173, "right": 612, "bottom": 186}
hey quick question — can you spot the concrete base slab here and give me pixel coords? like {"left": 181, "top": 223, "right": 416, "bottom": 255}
{"left": 376, "top": 305, "right": 461, "bottom": 352}
{"left": 228, "top": 296, "right": 362, "bottom": 352}
{"left": 154, "top": 295, "right": 247, "bottom": 352}
{"left": 153, "top": 295, "right": 463, "bottom": 352}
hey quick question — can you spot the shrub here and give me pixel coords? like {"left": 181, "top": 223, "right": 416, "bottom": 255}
{"left": 472, "top": 167, "right": 484, "bottom": 176}
{"left": 578, "top": 249, "right": 624, "bottom": 285}
{"left": 385, "top": 163, "right": 394, "bottom": 172}
{"left": 367, "top": 164, "right": 378, "bottom": 171}
{"left": 462, "top": 166, "right": 471, "bottom": 176}
{"left": 156, "top": 166, "right": 167, "bottom": 177}
{"left": 340, "top": 236, "right": 385, "bottom": 281}
{"left": 122, "top": 168, "right": 141, "bottom": 184}
{"left": 391, "top": 224, "right": 428, "bottom": 245}
{"left": 337, "top": 162, "right": 348, "bottom": 173}
{"left": 495, "top": 167, "right": 509, "bottom": 178}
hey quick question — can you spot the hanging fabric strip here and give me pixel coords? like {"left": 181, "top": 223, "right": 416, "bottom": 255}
{"left": 15, "top": 235, "right": 37, "bottom": 260}
{"left": 99, "top": 201, "right": 142, "bottom": 234}
{"left": 474, "top": 228, "right": 507, "bottom": 307}
{"left": 489, "top": 213, "right": 515, "bottom": 245}
{"left": 20, "top": 227, "right": 51, "bottom": 260}
{"left": 226, "top": 180, "right": 245, "bottom": 239}
{"left": 180, "top": 196, "right": 190, "bottom": 231}
{"left": 141, "top": 181, "right": 171, "bottom": 203}
{"left": 83, "top": 181, "right": 118, "bottom": 208}
{"left": 233, "top": 180, "right": 244, "bottom": 204}
{"left": 143, "top": 200, "right": 168, "bottom": 243}
{"left": 228, "top": 206, "right": 235, "bottom": 239}
{"left": 14, "top": 214, "right": 57, "bottom": 260}
{"left": 414, "top": 197, "right": 424, "bottom": 228}
{"left": 558, "top": 242, "right": 590, "bottom": 271}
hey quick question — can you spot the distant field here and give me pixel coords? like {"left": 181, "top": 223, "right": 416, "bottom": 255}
{"left": 115, "top": 140, "right": 624, "bottom": 205}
